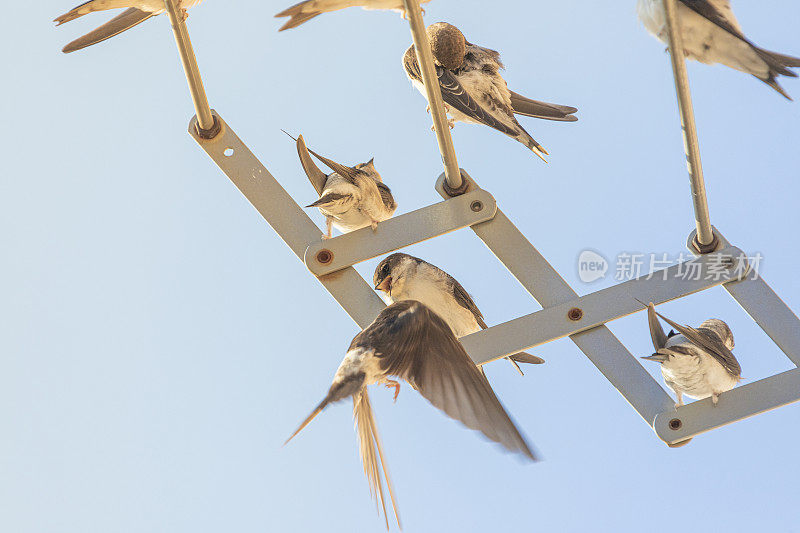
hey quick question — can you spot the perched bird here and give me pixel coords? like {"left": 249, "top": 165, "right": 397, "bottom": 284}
{"left": 286, "top": 132, "right": 396, "bottom": 239}
{"left": 275, "top": 0, "right": 432, "bottom": 31}
{"left": 374, "top": 253, "right": 545, "bottom": 374}
{"left": 286, "top": 300, "right": 536, "bottom": 529}
{"left": 54, "top": 0, "right": 204, "bottom": 54}
{"left": 637, "top": 0, "right": 800, "bottom": 99}
{"left": 641, "top": 302, "right": 741, "bottom": 406}
{"left": 403, "top": 22, "right": 578, "bottom": 162}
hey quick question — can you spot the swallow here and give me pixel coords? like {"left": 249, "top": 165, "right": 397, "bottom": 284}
{"left": 640, "top": 302, "right": 741, "bottom": 407}
{"left": 374, "top": 253, "right": 545, "bottom": 375}
{"left": 637, "top": 0, "right": 800, "bottom": 99}
{"left": 275, "top": 0, "right": 433, "bottom": 31}
{"left": 286, "top": 300, "right": 536, "bottom": 529}
{"left": 286, "top": 132, "right": 397, "bottom": 239}
{"left": 54, "top": 0, "right": 205, "bottom": 54}
{"left": 403, "top": 22, "right": 578, "bottom": 162}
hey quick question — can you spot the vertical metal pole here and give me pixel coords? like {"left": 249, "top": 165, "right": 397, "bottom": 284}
{"left": 164, "top": 0, "right": 217, "bottom": 136}
{"left": 401, "top": 0, "right": 464, "bottom": 193}
{"left": 663, "top": 0, "right": 715, "bottom": 250}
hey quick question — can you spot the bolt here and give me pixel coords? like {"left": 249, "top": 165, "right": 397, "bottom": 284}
{"left": 669, "top": 418, "right": 683, "bottom": 431}
{"left": 316, "top": 249, "right": 333, "bottom": 265}
{"left": 470, "top": 200, "right": 483, "bottom": 212}
{"left": 567, "top": 308, "right": 583, "bottom": 321}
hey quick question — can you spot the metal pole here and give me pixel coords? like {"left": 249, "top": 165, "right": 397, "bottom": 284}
{"left": 164, "top": 0, "right": 217, "bottom": 136}
{"left": 663, "top": 0, "right": 715, "bottom": 251}
{"left": 401, "top": 0, "right": 464, "bottom": 193}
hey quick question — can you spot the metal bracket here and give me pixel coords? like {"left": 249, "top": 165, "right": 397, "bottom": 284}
{"left": 304, "top": 188, "right": 497, "bottom": 276}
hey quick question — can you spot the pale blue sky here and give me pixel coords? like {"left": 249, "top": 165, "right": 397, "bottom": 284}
{"left": 2, "top": 1, "right": 800, "bottom": 532}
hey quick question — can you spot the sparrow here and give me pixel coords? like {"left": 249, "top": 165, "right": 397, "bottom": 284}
{"left": 285, "top": 300, "right": 536, "bottom": 529}
{"left": 285, "top": 132, "right": 397, "bottom": 239}
{"left": 640, "top": 302, "right": 742, "bottom": 407}
{"left": 374, "top": 253, "right": 545, "bottom": 374}
{"left": 54, "top": 0, "right": 205, "bottom": 54}
{"left": 275, "top": 0, "right": 433, "bottom": 31}
{"left": 637, "top": 0, "right": 800, "bottom": 99}
{"left": 403, "top": 22, "right": 578, "bottom": 162}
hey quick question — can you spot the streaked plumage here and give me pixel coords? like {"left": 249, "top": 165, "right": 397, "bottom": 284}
{"left": 641, "top": 302, "right": 741, "bottom": 406}
{"left": 403, "top": 22, "right": 578, "bottom": 162}
{"left": 374, "top": 253, "right": 545, "bottom": 374}
{"left": 286, "top": 301, "right": 536, "bottom": 529}
{"left": 287, "top": 133, "right": 396, "bottom": 238}
{"left": 275, "top": 0, "right": 433, "bottom": 31}
{"left": 637, "top": 0, "right": 800, "bottom": 99}
{"left": 54, "top": 0, "right": 205, "bottom": 54}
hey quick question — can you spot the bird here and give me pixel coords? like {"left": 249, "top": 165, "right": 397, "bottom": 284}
{"left": 285, "top": 132, "right": 397, "bottom": 239}
{"left": 373, "top": 253, "right": 545, "bottom": 375}
{"left": 403, "top": 22, "right": 578, "bottom": 162}
{"left": 275, "top": 0, "right": 433, "bottom": 31}
{"left": 637, "top": 0, "right": 800, "bottom": 99}
{"left": 54, "top": 0, "right": 205, "bottom": 54}
{"left": 285, "top": 300, "right": 536, "bottom": 529}
{"left": 640, "top": 301, "right": 742, "bottom": 407}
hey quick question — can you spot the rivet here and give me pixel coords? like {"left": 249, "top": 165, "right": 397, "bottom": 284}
{"left": 316, "top": 249, "right": 333, "bottom": 265}
{"left": 470, "top": 201, "right": 483, "bottom": 212}
{"left": 669, "top": 418, "right": 683, "bottom": 431}
{"left": 567, "top": 308, "right": 583, "bottom": 321}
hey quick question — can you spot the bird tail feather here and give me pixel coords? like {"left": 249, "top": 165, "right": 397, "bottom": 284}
{"left": 354, "top": 391, "right": 400, "bottom": 531}
{"left": 275, "top": 1, "right": 322, "bottom": 31}
{"left": 284, "top": 397, "right": 330, "bottom": 445}
{"left": 60, "top": 8, "right": 156, "bottom": 54}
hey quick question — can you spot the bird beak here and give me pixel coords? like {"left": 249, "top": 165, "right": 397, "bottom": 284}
{"left": 375, "top": 277, "right": 392, "bottom": 293}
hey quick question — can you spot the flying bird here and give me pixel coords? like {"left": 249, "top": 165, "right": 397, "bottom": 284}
{"left": 285, "top": 300, "right": 536, "bottom": 529}
{"left": 640, "top": 301, "right": 741, "bottom": 407}
{"left": 275, "top": 0, "right": 433, "bottom": 31}
{"left": 374, "top": 253, "right": 545, "bottom": 375}
{"left": 403, "top": 22, "right": 578, "bottom": 162}
{"left": 637, "top": 0, "right": 800, "bottom": 99}
{"left": 54, "top": 0, "right": 205, "bottom": 54}
{"left": 286, "top": 132, "right": 396, "bottom": 239}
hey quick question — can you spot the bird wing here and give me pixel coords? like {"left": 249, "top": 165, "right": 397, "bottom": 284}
{"left": 294, "top": 134, "right": 329, "bottom": 195}
{"left": 353, "top": 391, "right": 401, "bottom": 531}
{"left": 509, "top": 91, "right": 578, "bottom": 122}
{"left": 354, "top": 301, "right": 536, "bottom": 459}
{"left": 275, "top": 0, "right": 365, "bottom": 31}
{"left": 646, "top": 303, "right": 670, "bottom": 351}
{"left": 450, "top": 278, "right": 488, "bottom": 329}
{"left": 653, "top": 310, "right": 742, "bottom": 377}
{"left": 306, "top": 191, "right": 353, "bottom": 209}
{"left": 403, "top": 47, "right": 518, "bottom": 136}
{"left": 61, "top": 8, "right": 156, "bottom": 54}
{"left": 677, "top": 0, "right": 747, "bottom": 41}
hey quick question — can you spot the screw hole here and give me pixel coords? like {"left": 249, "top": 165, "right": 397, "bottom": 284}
{"left": 567, "top": 308, "right": 583, "bottom": 321}
{"left": 669, "top": 418, "right": 683, "bottom": 431}
{"left": 470, "top": 201, "right": 483, "bottom": 212}
{"left": 223, "top": 147, "right": 235, "bottom": 157}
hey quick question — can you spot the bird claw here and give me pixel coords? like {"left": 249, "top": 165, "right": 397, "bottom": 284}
{"left": 371, "top": 221, "right": 379, "bottom": 232}
{"left": 384, "top": 380, "right": 401, "bottom": 402}
{"left": 181, "top": 9, "right": 189, "bottom": 21}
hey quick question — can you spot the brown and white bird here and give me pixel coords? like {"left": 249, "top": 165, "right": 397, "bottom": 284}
{"left": 403, "top": 22, "right": 578, "bottom": 162}
{"left": 641, "top": 302, "right": 742, "bottom": 407}
{"left": 374, "top": 253, "right": 545, "bottom": 374}
{"left": 54, "top": 0, "right": 205, "bottom": 54}
{"left": 637, "top": 0, "right": 800, "bottom": 99}
{"left": 285, "top": 300, "right": 536, "bottom": 529}
{"left": 275, "top": 0, "right": 433, "bottom": 31}
{"left": 287, "top": 133, "right": 396, "bottom": 239}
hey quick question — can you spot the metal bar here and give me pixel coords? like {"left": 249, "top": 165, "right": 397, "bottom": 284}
{"left": 725, "top": 275, "right": 800, "bottom": 368}
{"left": 654, "top": 369, "right": 800, "bottom": 443}
{"left": 401, "top": 0, "right": 463, "bottom": 192}
{"left": 164, "top": 0, "right": 215, "bottom": 133}
{"left": 190, "top": 112, "right": 384, "bottom": 328}
{"left": 305, "top": 188, "right": 497, "bottom": 276}
{"left": 435, "top": 173, "right": 675, "bottom": 425}
{"left": 663, "top": 0, "right": 714, "bottom": 249}
{"left": 460, "top": 246, "right": 747, "bottom": 366}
